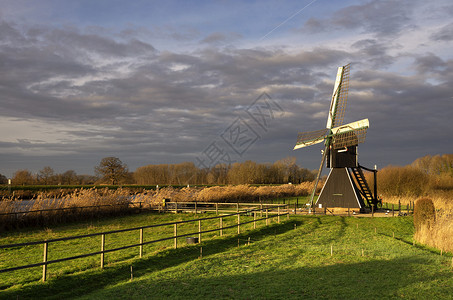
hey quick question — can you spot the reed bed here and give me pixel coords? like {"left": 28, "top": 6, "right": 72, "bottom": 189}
{"left": 0, "top": 183, "right": 316, "bottom": 230}
{"left": 386, "top": 192, "right": 453, "bottom": 254}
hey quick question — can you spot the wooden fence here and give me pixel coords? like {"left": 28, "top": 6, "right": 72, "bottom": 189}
{"left": 0, "top": 203, "right": 289, "bottom": 282}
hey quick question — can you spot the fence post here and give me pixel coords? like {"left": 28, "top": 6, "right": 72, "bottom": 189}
{"left": 216, "top": 203, "right": 218, "bottom": 215}
{"left": 253, "top": 212, "right": 256, "bottom": 229}
{"left": 220, "top": 217, "right": 223, "bottom": 237}
{"left": 392, "top": 204, "right": 394, "bottom": 217}
{"left": 42, "top": 242, "right": 48, "bottom": 282}
{"left": 266, "top": 209, "right": 269, "bottom": 226}
{"left": 195, "top": 201, "right": 198, "bottom": 214}
{"left": 260, "top": 204, "right": 263, "bottom": 217}
{"left": 175, "top": 202, "right": 178, "bottom": 214}
{"left": 278, "top": 206, "right": 280, "bottom": 224}
{"left": 139, "top": 228, "right": 144, "bottom": 258}
{"left": 198, "top": 220, "right": 202, "bottom": 243}
{"left": 236, "top": 203, "right": 239, "bottom": 213}
{"left": 174, "top": 224, "right": 178, "bottom": 249}
{"left": 287, "top": 204, "right": 289, "bottom": 220}
{"left": 101, "top": 234, "right": 105, "bottom": 269}
{"left": 237, "top": 213, "right": 240, "bottom": 235}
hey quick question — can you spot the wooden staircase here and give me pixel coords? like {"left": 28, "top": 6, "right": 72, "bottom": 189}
{"left": 349, "top": 167, "right": 376, "bottom": 208}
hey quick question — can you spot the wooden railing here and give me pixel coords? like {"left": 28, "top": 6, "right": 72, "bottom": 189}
{"left": 0, "top": 204, "right": 289, "bottom": 282}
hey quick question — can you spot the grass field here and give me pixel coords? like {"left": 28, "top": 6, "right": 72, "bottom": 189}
{"left": 1, "top": 212, "right": 453, "bottom": 299}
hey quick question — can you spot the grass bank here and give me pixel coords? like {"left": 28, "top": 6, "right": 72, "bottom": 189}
{"left": 1, "top": 213, "right": 453, "bottom": 299}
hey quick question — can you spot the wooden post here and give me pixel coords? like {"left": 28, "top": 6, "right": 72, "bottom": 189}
{"left": 175, "top": 202, "right": 178, "bottom": 214}
{"left": 237, "top": 214, "right": 240, "bottom": 235}
{"left": 260, "top": 204, "right": 263, "bottom": 217}
{"left": 236, "top": 203, "right": 239, "bottom": 213}
{"left": 220, "top": 217, "right": 223, "bottom": 237}
{"left": 392, "top": 204, "right": 394, "bottom": 217}
{"left": 266, "top": 209, "right": 269, "bottom": 225}
{"left": 139, "top": 228, "right": 144, "bottom": 257}
{"left": 287, "top": 204, "right": 290, "bottom": 220}
{"left": 407, "top": 203, "right": 409, "bottom": 215}
{"left": 372, "top": 205, "right": 374, "bottom": 217}
{"left": 362, "top": 249, "right": 364, "bottom": 256}
{"left": 294, "top": 203, "right": 297, "bottom": 214}
{"left": 130, "top": 266, "right": 133, "bottom": 281}
{"left": 198, "top": 220, "right": 202, "bottom": 243}
{"left": 174, "top": 224, "right": 177, "bottom": 249}
{"left": 277, "top": 206, "right": 280, "bottom": 224}
{"left": 195, "top": 201, "right": 198, "bottom": 214}
{"left": 253, "top": 212, "right": 256, "bottom": 229}
{"left": 215, "top": 203, "right": 218, "bottom": 215}
{"left": 348, "top": 206, "right": 350, "bottom": 217}
{"left": 101, "top": 234, "right": 105, "bottom": 269}
{"left": 330, "top": 245, "right": 333, "bottom": 256}
{"left": 398, "top": 200, "right": 401, "bottom": 213}
{"left": 42, "top": 242, "right": 48, "bottom": 282}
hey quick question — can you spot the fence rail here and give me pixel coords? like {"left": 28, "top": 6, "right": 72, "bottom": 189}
{"left": 0, "top": 203, "right": 289, "bottom": 282}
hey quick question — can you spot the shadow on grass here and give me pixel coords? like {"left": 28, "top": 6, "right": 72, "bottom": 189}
{"left": 80, "top": 256, "right": 453, "bottom": 299}
{"left": 0, "top": 220, "right": 304, "bottom": 299}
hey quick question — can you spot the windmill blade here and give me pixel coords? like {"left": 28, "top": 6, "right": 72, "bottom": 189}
{"left": 326, "top": 64, "right": 350, "bottom": 129}
{"left": 331, "top": 118, "right": 369, "bottom": 149}
{"left": 293, "top": 128, "right": 329, "bottom": 150}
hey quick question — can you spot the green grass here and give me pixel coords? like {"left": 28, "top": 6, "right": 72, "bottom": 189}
{"left": 1, "top": 213, "right": 453, "bottom": 299}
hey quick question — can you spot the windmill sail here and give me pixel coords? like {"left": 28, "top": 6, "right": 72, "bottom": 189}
{"left": 331, "top": 118, "right": 369, "bottom": 149}
{"left": 326, "top": 64, "right": 350, "bottom": 129}
{"left": 294, "top": 128, "right": 329, "bottom": 150}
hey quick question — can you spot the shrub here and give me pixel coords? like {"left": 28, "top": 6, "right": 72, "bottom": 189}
{"left": 378, "top": 166, "right": 429, "bottom": 197}
{"left": 413, "top": 198, "right": 436, "bottom": 232}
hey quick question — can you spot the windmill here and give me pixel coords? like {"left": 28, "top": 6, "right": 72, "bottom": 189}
{"left": 294, "top": 64, "right": 379, "bottom": 212}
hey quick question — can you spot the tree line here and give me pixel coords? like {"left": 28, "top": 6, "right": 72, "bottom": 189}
{"left": 134, "top": 157, "right": 316, "bottom": 185}
{"left": 1, "top": 156, "right": 316, "bottom": 186}
{"left": 3, "top": 154, "right": 450, "bottom": 187}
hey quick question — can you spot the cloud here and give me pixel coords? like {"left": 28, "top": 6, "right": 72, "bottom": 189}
{"left": 430, "top": 22, "right": 453, "bottom": 42}
{"left": 200, "top": 32, "right": 242, "bottom": 45}
{"left": 0, "top": 0, "right": 452, "bottom": 177}
{"left": 301, "top": 0, "right": 417, "bottom": 37}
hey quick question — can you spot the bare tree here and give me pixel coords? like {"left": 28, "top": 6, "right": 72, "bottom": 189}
{"left": 12, "top": 170, "right": 35, "bottom": 185}
{"left": 38, "top": 166, "right": 55, "bottom": 185}
{"left": 95, "top": 157, "right": 129, "bottom": 185}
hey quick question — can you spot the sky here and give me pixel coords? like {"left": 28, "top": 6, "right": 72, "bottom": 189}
{"left": 0, "top": 0, "right": 452, "bottom": 178}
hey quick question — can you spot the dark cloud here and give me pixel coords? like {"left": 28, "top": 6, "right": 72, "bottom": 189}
{"left": 430, "top": 22, "right": 453, "bottom": 42}
{"left": 0, "top": 4, "right": 452, "bottom": 177}
{"left": 200, "top": 32, "right": 242, "bottom": 45}
{"left": 301, "top": 0, "right": 417, "bottom": 37}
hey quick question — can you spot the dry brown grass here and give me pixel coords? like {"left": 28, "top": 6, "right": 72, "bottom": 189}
{"left": 415, "top": 208, "right": 453, "bottom": 254}
{"left": 0, "top": 188, "right": 138, "bottom": 230}
{"left": 195, "top": 183, "right": 313, "bottom": 203}
{"left": 0, "top": 182, "right": 318, "bottom": 230}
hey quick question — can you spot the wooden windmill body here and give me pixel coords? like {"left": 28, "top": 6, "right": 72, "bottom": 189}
{"left": 294, "top": 65, "right": 379, "bottom": 212}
